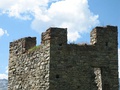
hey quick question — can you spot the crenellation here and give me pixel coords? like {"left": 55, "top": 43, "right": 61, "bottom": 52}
{"left": 8, "top": 25, "right": 118, "bottom": 90}
{"left": 9, "top": 37, "right": 36, "bottom": 55}
{"left": 41, "top": 27, "right": 67, "bottom": 45}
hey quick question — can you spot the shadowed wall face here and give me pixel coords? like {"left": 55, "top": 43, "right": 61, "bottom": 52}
{"left": 8, "top": 26, "right": 118, "bottom": 90}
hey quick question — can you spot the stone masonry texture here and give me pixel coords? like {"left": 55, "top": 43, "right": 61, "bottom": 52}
{"left": 8, "top": 25, "right": 118, "bottom": 90}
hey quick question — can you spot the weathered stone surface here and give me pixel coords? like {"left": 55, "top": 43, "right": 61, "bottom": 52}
{"left": 8, "top": 26, "right": 118, "bottom": 90}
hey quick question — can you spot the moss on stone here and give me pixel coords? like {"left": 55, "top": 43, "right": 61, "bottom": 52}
{"left": 28, "top": 45, "right": 40, "bottom": 52}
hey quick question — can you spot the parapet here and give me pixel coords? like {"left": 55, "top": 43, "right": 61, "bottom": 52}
{"left": 41, "top": 27, "right": 67, "bottom": 45}
{"left": 10, "top": 37, "right": 36, "bottom": 55}
{"left": 90, "top": 25, "right": 118, "bottom": 50}
{"left": 10, "top": 27, "right": 67, "bottom": 55}
{"left": 95, "top": 25, "right": 117, "bottom": 30}
{"left": 91, "top": 25, "right": 117, "bottom": 36}
{"left": 9, "top": 25, "right": 118, "bottom": 55}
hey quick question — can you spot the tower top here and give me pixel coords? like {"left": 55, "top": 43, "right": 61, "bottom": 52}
{"left": 9, "top": 25, "right": 118, "bottom": 90}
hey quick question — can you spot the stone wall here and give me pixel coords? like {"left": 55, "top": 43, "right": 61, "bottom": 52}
{"left": 8, "top": 26, "right": 118, "bottom": 90}
{"left": 8, "top": 37, "right": 50, "bottom": 90}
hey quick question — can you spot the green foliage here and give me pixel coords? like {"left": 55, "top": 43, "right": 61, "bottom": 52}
{"left": 28, "top": 45, "right": 40, "bottom": 52}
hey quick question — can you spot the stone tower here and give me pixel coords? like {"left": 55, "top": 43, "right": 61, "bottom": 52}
{"left": 8, "top": 25, "right": 118, "bottom": 90}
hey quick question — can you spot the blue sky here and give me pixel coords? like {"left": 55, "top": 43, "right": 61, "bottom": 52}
{"left": 0, "top": 0, "right": 120, "bottom": 79}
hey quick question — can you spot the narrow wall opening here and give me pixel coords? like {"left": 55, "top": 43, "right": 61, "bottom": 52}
{"left": 105, "top": 42, "right": 108, "bottom": 47}
{"left": 94, "top": 68, "right": 102, "bottom": 90}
